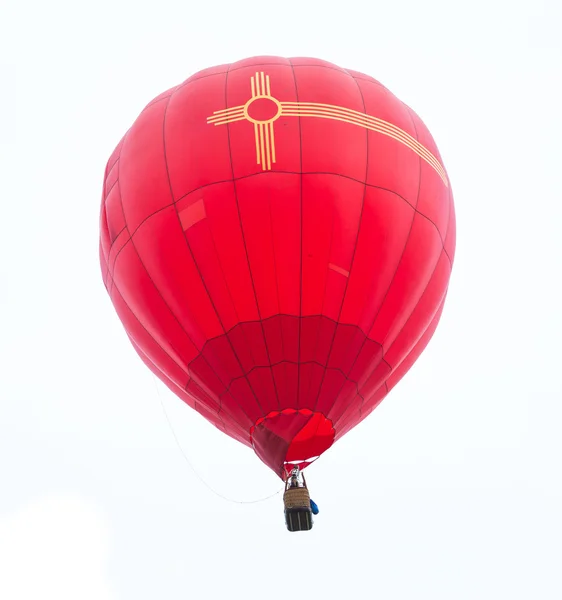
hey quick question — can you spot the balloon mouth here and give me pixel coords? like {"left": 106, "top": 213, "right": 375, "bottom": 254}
{"left": 250, "top": 409, "right": 335, "bottom": 478}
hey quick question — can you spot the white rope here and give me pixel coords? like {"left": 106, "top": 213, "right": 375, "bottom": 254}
{"left": 152, "top": 375, "right": 283, "bottom": 504}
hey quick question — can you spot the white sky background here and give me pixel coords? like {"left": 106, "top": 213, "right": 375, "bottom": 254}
{"left": 1, "top": 0, "right": 561, "bottom": 598}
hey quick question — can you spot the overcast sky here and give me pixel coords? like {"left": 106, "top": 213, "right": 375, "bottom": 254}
{"left": 1, "top": 0, "right": 561, "bottom": 598}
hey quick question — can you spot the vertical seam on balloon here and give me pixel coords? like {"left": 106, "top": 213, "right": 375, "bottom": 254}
{"left": 381, "top": 187, "right": 454, "bottom": 360}
{"left": 302, "top": 168, "right": 337, "bottom": 405}
{"left": 382, "top": 279, "right": 449, "bottom": 384}
{"left": 222, "top": 63, "right": 279, "bottom": 417}
{"left": 159, "top": 93, "right": 265, "bottom": 432}
{"left": 222, "top": 70, "right": 282, "bottom": 415}
{"left": 333, "top": 388, "right": 368, "bottom": 430}
{"left": 358, "top": 108, "right": 449, "bottom": 416}
{"left": 387, "top": 294, "right": 447, "bottom": 391}
{"left": 111, "top": 282, "right": 191, "bottom": 381}
{"left": 198, "top": 222, "right": 271, "bottom": 393}
{"left": 321, "top": 213, "right": 336, "bottom": 326}
{"left": 318, "top": 374, "right": 353, "bottom": 426}
{"left": 310, "top": 71, "right": 370, "bottom": 418}
{"left": 288, "top": 59, "right": 304, "bottom": 411}
{"left": 115, "top": 229, "right": 252, "bottom": 437}
{"left": 203, "top": 220, "right": 254, "bottom": 347}
{"left": 378, "top": 180, "right": 454, "bottom": 368}
{"left": 335, "top": 386, "right": 383, "bottom": 433}
{"left": 334, "top": 101, "right": 423, "bottom": 419}
{"left": 397, "top": 101, "right": 453, "bottom": 265}
{"left": 267, "top": 185, "right": 284, "bottom": 411}
{"left": 193, "top": 233, "right": 284, "bottom": 421}
{"left": 377, "top": 108, "right": 454, "bottom": 352}
{"left": 114, "top": 189, "right": 234, "bottom": 435}
{"left": 376, "top": 236, "right": 445, "bottom": 355}
{"left": 303, "top": 224, "right": 335, "bottom": 405}
{"left": 117, "top": 103, "right": 253, "bottom": 436}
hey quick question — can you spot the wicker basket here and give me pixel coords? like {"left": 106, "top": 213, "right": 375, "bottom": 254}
{"left": 283, "top": 487, "right": 311, "bottom": 510}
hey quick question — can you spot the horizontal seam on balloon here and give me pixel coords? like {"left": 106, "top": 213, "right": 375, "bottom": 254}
{"left": 173, "top": 313, "right": 393, "bottom": 355}
{"left": 216, "top": 357, "right": 370, "bottom": 394}
{"left": 173, "top": 170, "right": 446, "bottom": 235}
{"left": 190, "top": 319, "right": 392, "bottom": 431}
{"left": 206, "top": 350, "right": 392, "bottom": 427}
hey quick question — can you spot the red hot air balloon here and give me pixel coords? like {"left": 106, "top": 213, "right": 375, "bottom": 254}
{"left": 99, "top": 56, "right": 456, "bottom": 480}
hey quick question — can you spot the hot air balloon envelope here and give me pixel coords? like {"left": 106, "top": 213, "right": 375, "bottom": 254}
{"left": 99, "top": 56, "right": 456, "bottom": 478}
